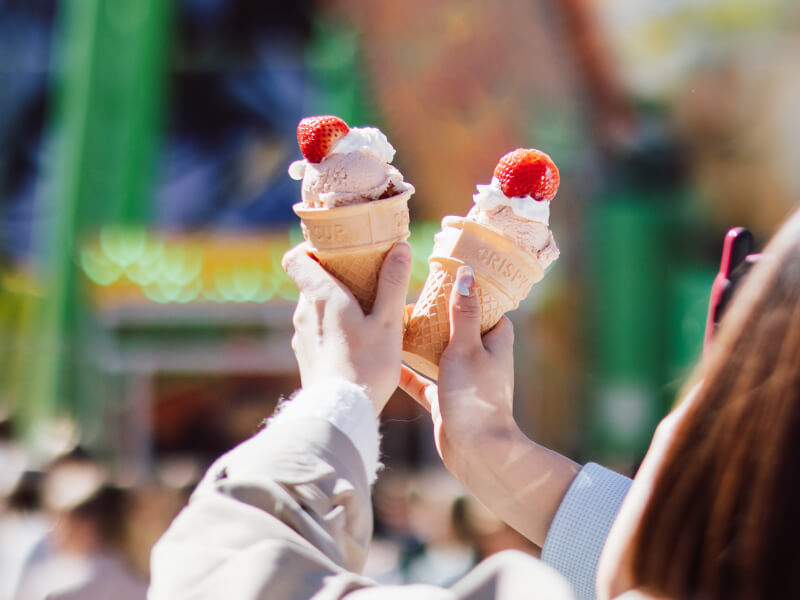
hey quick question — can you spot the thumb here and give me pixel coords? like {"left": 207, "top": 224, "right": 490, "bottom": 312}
{"left": 447, "top": 265, "right": 482, "bottom": 355}
{"left": 282, "top": 242, "right": 341, "bottom": 300}
{"left": 372, "top": 241, "right": 412, "bottom": 323}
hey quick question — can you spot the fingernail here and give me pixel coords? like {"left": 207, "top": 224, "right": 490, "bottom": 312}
{"left": 455, "top": 265, "right": 474, "bottom": 297}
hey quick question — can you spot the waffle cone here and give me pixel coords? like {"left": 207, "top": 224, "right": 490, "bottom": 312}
{"left": 293, "top": 190, "right": 412, "bottom": 313}
{"left": 403, "top": 217, "right": 544, "bottom": 379}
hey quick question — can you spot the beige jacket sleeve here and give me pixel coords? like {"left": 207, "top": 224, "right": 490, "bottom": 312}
{"left": 149, "top": 381, "right": 574, "bottom": 600}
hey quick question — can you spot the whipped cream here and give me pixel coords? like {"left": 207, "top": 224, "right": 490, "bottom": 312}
{"left": 472, "top": 177, "right": 550, "bottom": 225}
{"left": 288, "top": 160, "right": 306, "bottom": 180}
{"left": 331, "top": 127, "right": 395, "bottom": 163}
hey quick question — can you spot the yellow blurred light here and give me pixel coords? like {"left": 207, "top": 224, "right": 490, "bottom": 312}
{"left": 255, "top": 268, "right": 278, "bottom": 303}
{"left": 100, "top": 226, "right": 147, "bottom": 268}
{"left": 269, "top": 246, "right": 298, "bottom": 301}
{"left": 232, "top": 265, "right": 264, "bottom": 302}
{"left": 252, "top": 286, "right": 276, "bottom": 303}
{"left": 81, "top": 245, "right": 123, "bottom": 286}
{"left": 160, "top": 244, "right": 203, "bottom": 286}
{"left": 275, "top": 282, "right": 299, "bottom": 302}
{"left": 0, "top": 269, "right": 42, "bottom": 296}
{"left": 143, "top": 277, "right": 201, "bottom": 304}
{"left": 155, "top": 280, "right": 184, "bottom": 303}
{"left": 82, "top": 223, "right": 438, "bottom": 306}
{"left": 174, "top": 277, "right": 203, "bottom": 304}
{"left": 124, "top": 237, "right": 164, "bottom": 286}
{"left": 142, "top": 282, "right": 169, "bottom": 304}
{"left": 200, "top": 287, "right": 223, "bottom": 303}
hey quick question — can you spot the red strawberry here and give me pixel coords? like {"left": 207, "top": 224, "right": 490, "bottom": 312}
{"left": 493, "top": 148, "right": 559, "bottom": 200}
{"left": 297, "top": 115, "right": 350, "bottom": 163}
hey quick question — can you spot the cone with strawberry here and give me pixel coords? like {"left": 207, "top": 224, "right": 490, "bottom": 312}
{"left": 289, "top": 115, "right": 414, "bottom": 313}
{"left": 403, "top": 148, "right": 560, "bottom": 379}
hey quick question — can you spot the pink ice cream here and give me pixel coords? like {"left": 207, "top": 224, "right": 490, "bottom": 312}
{"left": 288, "top": 126, "right": 413, "bottom": 208}
{"left": 461, "top": 177, "right": 559, "bottom": 269}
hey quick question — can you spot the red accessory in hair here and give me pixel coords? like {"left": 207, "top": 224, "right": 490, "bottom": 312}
{"left": 704, "top": 227, "right": 761, "bottom": 358}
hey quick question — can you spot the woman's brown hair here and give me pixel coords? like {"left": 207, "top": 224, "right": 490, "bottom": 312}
{"left": 629, "top": 208, "right": 800, "bottom": 599}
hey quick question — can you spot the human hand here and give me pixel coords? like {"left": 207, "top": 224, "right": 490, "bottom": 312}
{"left": 283, "top": 242, "right": 412, "bottom": 415}
{"left": 400, "top": 265, "right": 519, "bottom": 477}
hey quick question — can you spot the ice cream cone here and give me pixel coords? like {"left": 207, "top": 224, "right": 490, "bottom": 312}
{"left": 293, "top": 190, "right": 413, "bottom": 313}
{"left": 403, "top": 217, "right": 544, "bottom": 379}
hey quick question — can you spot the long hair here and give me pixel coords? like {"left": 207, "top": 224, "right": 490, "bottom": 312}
{"left": 629, "top": 208, "right": 800, "bottom": 599}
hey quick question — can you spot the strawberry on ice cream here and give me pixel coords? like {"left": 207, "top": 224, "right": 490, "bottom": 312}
{"left": 464, "top": 148, "right": 560, "bottom": 268}
{"left": 288, "top": 115, "right": 412, "bottom": 208}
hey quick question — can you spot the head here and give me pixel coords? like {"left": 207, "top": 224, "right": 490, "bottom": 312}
{"left": 43, "top": 452, "right": 127, "bottom": 555}
{"left": 598, "top": 207, "right": 800, "bottom": 599}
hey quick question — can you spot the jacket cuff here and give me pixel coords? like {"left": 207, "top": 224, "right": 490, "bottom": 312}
{"left": 541, "top": 462, "right": 632, "bottom": 600}
{"left": 270, "top": 379, "right": 381, "bottom": 484}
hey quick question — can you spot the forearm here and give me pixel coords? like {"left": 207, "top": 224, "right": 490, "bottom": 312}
{"left": 447, "top": 425, "right": 581, "bottom": 548}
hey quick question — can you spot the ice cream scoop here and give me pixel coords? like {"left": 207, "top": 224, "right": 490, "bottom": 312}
{"left": 288, "top": 116, "right": 412, "bottom": 208}
{"left": 289, "top": 151, "right": 406, "bottom": 208}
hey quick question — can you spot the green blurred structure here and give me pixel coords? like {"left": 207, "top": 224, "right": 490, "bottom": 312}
{"left": 587, "top": 199, "right": 668, "bottom": 456}
{"left": 585, "top": 185, "right": 714, "bottom": 462}
{"left": 305, "top": 17, "right": 376, "bottom": 127}
{"left": 16, "top": 0, "right": 173, "bottom": 449}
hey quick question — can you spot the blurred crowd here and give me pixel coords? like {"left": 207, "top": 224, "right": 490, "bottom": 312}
{"left": 0, "top": 416, "right": 151, "bottom": 599}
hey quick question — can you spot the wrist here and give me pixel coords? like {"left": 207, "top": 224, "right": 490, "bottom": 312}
{"left": 446, "top": 418, "right": 524, "bottom": 479}
{"left": 302, "top": 362, "right": 396, "bottom": 417}
{"left": 355, "top": 363, "right": 401, "bottom": 417}
{"left": 449, "top": 425, "right": 581, "bottom": 547}
{"left": 364, "top": 381, "right": 396, "bottom": 416}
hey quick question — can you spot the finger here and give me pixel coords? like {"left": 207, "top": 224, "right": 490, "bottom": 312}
{"left": 482, "top": 316, "right": 514, "bottom": 357}
{"left": 447, "top": 265, "right": 482, "bottom": 355}
{"left": 282, "top": 243, "right": 345, "bottom": 300}
{"left": 399, "top": 365, "right": 436, "bottom": 413}
{"left": 371, "top": 242, "right": 412, "bottom": 323}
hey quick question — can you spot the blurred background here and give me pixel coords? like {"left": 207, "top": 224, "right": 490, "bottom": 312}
{"left": 1, "top": 0, "right": 799, "bottom": 596}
